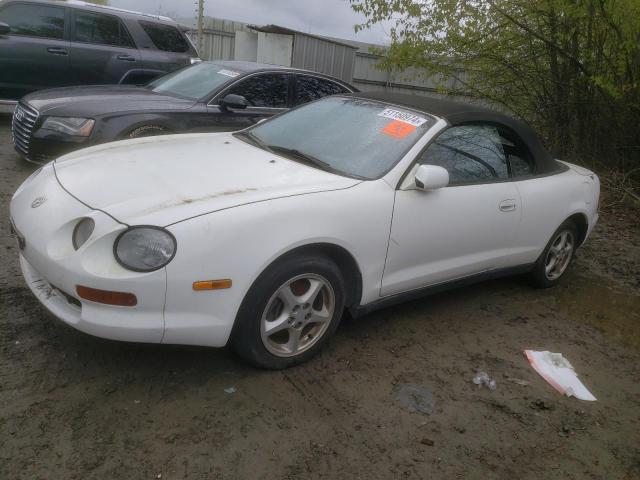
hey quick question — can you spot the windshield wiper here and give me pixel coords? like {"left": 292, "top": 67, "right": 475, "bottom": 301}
{"left": 265, "top": 145, "right": 334, "bottom": 172}
{"left": 234, "top": 131, "right": 276, "bottom": 154}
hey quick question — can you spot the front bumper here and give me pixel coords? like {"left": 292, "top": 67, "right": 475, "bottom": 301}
{"left": 16, "top": 131, "right": 93, "bottom": 165}
{"left": 19, "top": 254, "right": 164, "bottom": 343}
{"left": 11, "top": 165, "right": 167, "bottom": 344}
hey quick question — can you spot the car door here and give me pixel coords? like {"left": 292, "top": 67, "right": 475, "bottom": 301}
{"left": 293, "top": 74, "right": 351, "bottom": 106}
{"left": 0, "top": 1, "right": 69, "bottom": 100}
{"left": 204, "top": 72, "right": 293, "bottom": 131}
{"left": 69, "top": 9, "right": 142, "bottom": 86}
{"left": 381, "top": 123, "right": 522, "bottom": 296}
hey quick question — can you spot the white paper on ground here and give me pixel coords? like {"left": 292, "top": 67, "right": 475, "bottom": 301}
{"left": 524, "top": 350, "right": 597, "bottom": 401}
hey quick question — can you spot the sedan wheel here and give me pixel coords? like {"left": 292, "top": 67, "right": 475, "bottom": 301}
{"left": 261, "top": 274, "right": 335, "bottom": 357}
{"left": 544, "top": 230, "right": 574, "bottom": 281}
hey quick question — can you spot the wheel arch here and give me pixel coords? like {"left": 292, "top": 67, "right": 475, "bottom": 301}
{"left": 262, "top": 242, "right": 363, "bottom": 309}
{"left": 565, "top": 212, "right": 589, "bottom": 247}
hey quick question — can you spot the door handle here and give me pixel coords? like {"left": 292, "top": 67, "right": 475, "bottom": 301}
{"left": 499, "top": 200, "right": 517, "bottom": 212}
{"left": 47, "top": 47, "right": 68, "bottom": 56}
{"left": 116, "top": 54, "right": 136, "bottom": 62}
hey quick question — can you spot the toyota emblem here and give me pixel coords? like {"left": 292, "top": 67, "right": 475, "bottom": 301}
{"left": 31, "top": 196, "right": 47, "bottom": 208}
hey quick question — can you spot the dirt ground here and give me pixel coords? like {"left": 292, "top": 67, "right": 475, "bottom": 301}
{"left": 1, "top": 115, "right": 639, "bottom": 480}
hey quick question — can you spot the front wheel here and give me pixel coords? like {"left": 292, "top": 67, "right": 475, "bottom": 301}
{"left": 232, "top": 254, "right": 345, "bottom": 369}
{"left": 127, "top": 125, "right": 167, "bottom": 139}
{"left": 529, "top": 220, "right": 578, "bottom": 288}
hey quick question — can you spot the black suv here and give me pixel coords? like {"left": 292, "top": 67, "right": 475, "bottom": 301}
{"left": 0, "top": 0, "right": 199, "bottom": 101}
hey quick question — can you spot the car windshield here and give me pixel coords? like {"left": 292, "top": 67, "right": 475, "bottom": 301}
{"left": 238, "top": 97, "right": 436, "bottom": 179}
{"left": 148, "top": 62, "right": 242, "bottom": 100}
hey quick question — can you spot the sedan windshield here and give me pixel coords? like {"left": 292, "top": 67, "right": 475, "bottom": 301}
{"left": 239, "top": 97, "right": 436, "bottom": 179}
{"left": 148, "top": 62, "right": 242, "bottom": 100}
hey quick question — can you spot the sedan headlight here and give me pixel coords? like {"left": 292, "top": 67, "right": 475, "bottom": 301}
{"left": 42, "top": 117, "right": 95, "bottom": 137}
{"left": 114, "top": 226, "right": 176, "bottom": 272}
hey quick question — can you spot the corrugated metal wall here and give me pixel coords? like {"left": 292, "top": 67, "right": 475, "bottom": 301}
{"left": 180, "top": 16, "right": 464, "bottom": 97}
{"left": 291, "top": 34, "right": 355, "bottom": 83}
{"left": 182, "top": 17, "right": 251, "bottom": 61}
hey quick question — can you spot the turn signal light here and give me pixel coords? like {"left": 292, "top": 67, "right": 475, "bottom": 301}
{"left": 193, "top": 279, "right": 232, "bottom": 291}
{"left": 76, "top": 285, "right": 137, "bottom": 306}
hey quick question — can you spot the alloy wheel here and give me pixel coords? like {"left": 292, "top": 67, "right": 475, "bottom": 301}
{"left": 260, "top": 274, "right": 335, "bottom": 357}
{"left": 544, "top": 230, "right": 575, "bottom": 280}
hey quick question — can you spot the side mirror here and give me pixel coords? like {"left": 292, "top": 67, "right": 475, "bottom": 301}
{"left": 0, "top": 22, "right": 10, "bottom": 35}
{"left": 220, "top": 94, "right": 249, "bottom": 111}
{"left": 414, "top": 164, "right": 449, "bottom": 190}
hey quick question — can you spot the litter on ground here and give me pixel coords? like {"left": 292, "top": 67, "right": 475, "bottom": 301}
{"left": 525, "top": 350, "right": 596, "bottom": 401}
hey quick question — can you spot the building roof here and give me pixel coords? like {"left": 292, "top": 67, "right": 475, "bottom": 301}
{"left": 350, "top": 91, "right": 560, "bottom": 174}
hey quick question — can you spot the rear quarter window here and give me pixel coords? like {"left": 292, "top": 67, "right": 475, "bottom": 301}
{"left": 139, "top": 21, "right": 189, "bottom": 53}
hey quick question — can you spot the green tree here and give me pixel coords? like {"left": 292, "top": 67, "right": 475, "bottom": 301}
{"left": 85, "top": 0, "right": 109, "bottom": 5}
{"left": 351, "top": 0, "right": 640, "bottom": 171}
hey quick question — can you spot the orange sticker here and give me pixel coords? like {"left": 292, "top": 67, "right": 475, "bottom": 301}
{"left": 382, "top": 120, "right": 417, "bottom": 138}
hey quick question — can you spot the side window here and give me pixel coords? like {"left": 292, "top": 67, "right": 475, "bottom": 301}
{"left": 296, "top": 75, "right": 347, "bottom": 105}
{"left": 419, "top": 124, "right": 509, "bottom": 185}
{"left": 74, "top": 11, "right": 134, "bottom": 48}
{"left": 225, "top": 74, "right": 290, "bottom": 108}
{"left": 139, "top": 21, "right": 189, "bottom": 53}
{"left": 498, "top": 126, "right": 534, "bottom": 178}
{"left": 0, "top": 3, "right": 65, "bottom": 39}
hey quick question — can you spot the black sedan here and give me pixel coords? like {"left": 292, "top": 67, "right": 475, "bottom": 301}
{"left": 11, "top": 60, "right": 357, "bottom": 163}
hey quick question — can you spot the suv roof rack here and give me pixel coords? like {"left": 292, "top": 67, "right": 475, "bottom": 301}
{"left": 60, "top": 0, "right": 174, "bottom": 22}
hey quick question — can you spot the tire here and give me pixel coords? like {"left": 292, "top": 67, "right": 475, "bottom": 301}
{"left": 127, "top": 125, "right": 167, "bottom": 139}
{"left": 232, "top": 254, "right": 345, "bottom": 369}
{"left": 529, "top": 219, "right": 578, "bottom": 288}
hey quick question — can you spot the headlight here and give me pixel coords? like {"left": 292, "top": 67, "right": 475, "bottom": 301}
{"left": 114, "top": 226, "right": 176, "bottom": 272}
{"left": 190, "top": 57, "right": 201, "bottom": 64}
{"left": 42, "top": 117, "right": 95, "bottom": 137}
{"left": 72, "top": 218, "right": 95, "bottom": 250}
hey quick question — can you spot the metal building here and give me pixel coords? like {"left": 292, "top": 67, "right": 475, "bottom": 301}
{"left": 180, "top": 16, "right": 464, "bottom": 97}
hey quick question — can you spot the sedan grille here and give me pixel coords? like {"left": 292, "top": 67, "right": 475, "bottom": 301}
{"left": 12, "top": 102, "right": 39, "bottom": 157}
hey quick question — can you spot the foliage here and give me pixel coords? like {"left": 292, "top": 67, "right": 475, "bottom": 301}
{"left": 350, "top": 0, "right": 640, "bottom": 172}
{"left": 85, "top": 0, "right": 109, "bottom": 5}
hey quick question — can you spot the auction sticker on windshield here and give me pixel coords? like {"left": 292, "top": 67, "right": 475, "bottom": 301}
{"left": 218, "top": 69, "right": 240, "bottom": 78}
{"left": 382, "top": 120, "right": 416, "bottom": 138}
{"left": 378, "top": 108, "right": 427, "bottom": 127}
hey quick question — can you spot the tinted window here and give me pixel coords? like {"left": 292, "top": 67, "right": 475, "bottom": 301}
{"left": 419, "top": 124, "right": 509, "bottom": 184}
{"left": 226, "top": 74, "right": 290, "bottom": 108}
{"left": 74, "top": 11, "right": 133, "bottom": 47}
{"left": 296, "top": 75, "right": 347, "bottom": 105}
{"left": 139, "top": 21, "right": 189, "bottom": 53}
{"left": 0, "top": 4, "right": 64, "bottom": 39}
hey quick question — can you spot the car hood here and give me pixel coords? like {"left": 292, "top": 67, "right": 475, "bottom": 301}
{"left": 23, "top": 86, "right": 196, "bottom": 116}
{"left": 53, "top": 133, "right": 361, "bottom": 226}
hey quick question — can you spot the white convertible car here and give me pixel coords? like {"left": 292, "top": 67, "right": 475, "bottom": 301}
{"left": 10, "top": 93, "right": 599, "bottom": 368}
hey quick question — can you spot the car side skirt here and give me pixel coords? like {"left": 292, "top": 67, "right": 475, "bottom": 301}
{"left": 351, "top": 263, "right": 535, "bottom": 318}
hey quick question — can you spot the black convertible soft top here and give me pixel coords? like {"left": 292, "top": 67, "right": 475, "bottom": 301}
{"left": 349, "top": 91, "right": 562, "bottom": 175}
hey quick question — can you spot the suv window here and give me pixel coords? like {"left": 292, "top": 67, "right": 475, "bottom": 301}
{"left": 139, "top": 21, "right": 189, "bottom": 53}
{"left": 74, "top": 11, "right": 134, "bottom": 48}
{"left": 419, "top": 124, "right": 509, "bottom": 184}
{"left": 296, "top": 75, "right": 347, "bottom": 105}
{"left": 225, "top": 74, "right": 290, "bottom": 108}
{"left": 0, "top": 3, "right": 65, "bottom": 39}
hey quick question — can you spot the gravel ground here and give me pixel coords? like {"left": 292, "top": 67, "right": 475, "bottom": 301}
{"left": 1, "top": 116, "right": 639, "bottom": 480}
